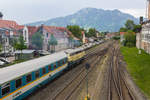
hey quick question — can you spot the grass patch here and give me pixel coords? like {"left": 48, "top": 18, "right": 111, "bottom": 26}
{"left": 120, "top": 46, "right": 150, "bottom": 97}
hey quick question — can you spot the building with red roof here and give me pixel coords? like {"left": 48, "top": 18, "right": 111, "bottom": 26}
{"left": 0, "top": 17, "right": 29, "bottom": 53}
{"left": 32, "top": 25, "right": 78, "bottom": 51}
{"left": 0, "top": 14, "right": 80, "bottom": 52}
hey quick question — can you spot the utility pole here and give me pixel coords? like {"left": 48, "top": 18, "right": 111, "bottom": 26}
{"left": 139, "top": 16, "right": 143, "bottom": 54}
{"left": 148, "top": 0, "right": 150, "bottom": 20}
{"left": 2, "top": 32, "right": 6, "bottom": 59}
{"left": 85, "top": 63, "right": 90, "bottom": 100}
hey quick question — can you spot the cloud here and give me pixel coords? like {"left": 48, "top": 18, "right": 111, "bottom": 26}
{"left": 119, "top": 9, "right": 146, "bottom": 18}
{"left": 0, "top": 0, "right": 146, "bottom": 24}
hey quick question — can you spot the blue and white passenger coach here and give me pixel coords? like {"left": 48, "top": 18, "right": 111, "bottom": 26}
{"left": 0, "top": 51, "right": 68, "bottom": 100}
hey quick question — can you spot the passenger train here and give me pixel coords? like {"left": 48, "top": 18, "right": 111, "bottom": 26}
{"left": 0, "top": 40, "right": 104, "bottom": 100}
{"left": 0, "top": 47, "right": 87, "bottom": 100}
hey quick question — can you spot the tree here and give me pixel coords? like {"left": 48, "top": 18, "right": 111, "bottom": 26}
{"left": 9, "top": 37, "right": 18, "bottom": 51}
{"left": 124, "top": 30, "right": 136, "bottom": 47}
{"left": 119, "top": 20, "right": 141, "bottom": 33}
{"left": 119, "top": 27, "right": 128, "bottom": 32}
{"left": 15, "top": 35, "right": 27, "bottom": 50}
{"left": 87, "top": 28, "right": 97, "bottom": 37}
{"left": 67, "top": 25, "right": 82, "bottom": 39}
{"left": 15, "top": 35, "right": 27, "bottom": 59}
{"left": 48, "top": 34, "right": 58, "bottom": 53}
{"left": 68, "top": 36, "right": 74, "bottom": 48}
{"left": 31, "top": 32, "right": 43, "bottom": 50}
{"left": 125, "top": 20, "right": 135, "bottom": 30}
{"left": 133, "top": 25, "right": 142, "bottom": 33}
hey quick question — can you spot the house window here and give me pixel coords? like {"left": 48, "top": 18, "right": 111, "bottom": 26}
{"left": 24, "top": 31, "right": 26, "bottom": 41}
{"left": 42, "top": 67, "right": 46, "bottom": 75}
{"left": 46, "top": 33, "right": 48, "bottom": 38}
{"left": 1, "top": 83, "right": 10, "bottom": 96}
{"left": 35, "top": 70, "right": 40, "bottom": 79}
{"left": 15, "top": 78, "right": 22, "bottom": 88}
{"left": 26, "top": 74, "right": 32, "bottom": 83}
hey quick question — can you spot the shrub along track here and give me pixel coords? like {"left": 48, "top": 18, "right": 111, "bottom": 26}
{"left": 25, "top": 41, "right": 112, "bottom": 100}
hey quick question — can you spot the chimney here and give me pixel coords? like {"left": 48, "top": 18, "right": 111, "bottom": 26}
{"left": 0, "top": 12, "right": 3, "bottom": 20}
{"left": 148, "top": 0, "right": 150, "bottom": 20}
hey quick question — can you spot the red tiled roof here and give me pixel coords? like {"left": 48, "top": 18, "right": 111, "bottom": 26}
{"left": 0, "top": 19, "right": 18, "bottom": 29}
{"left": 0, "top": 19, "right": 25, "bottom": 36}
{"left": 43, "top": 26, "right": 54, "bottom": 34}
{"left": 120, "top": 32, "right": 136, "bottom": 35}
{"left": 0, "top": 19, "right": 22, "bottom": 36}
{"left": 42, "top": 26, "right": 72, "bottom": 38}
{"left": 28, "top": 25, "right": 80, "bottom": 40}
{"left": 16, "top": 25, "right": 24, "bottom": 30}
{"left": 54, "top": 26, "right": 79, "bottom": 40}
{"left": 0, "top": 19, "right": 24, "bottom": 30}
{"left": 120, "top": 32, "right": 126, "bottom": 35}
{"left": 56, "top": 27, "right": 73, "bottom": 36}
{"left": 27, "top": 26, "right": 38, "bottom": 36}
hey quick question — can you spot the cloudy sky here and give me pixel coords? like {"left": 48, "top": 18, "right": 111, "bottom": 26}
{"left": 0, "top": 0, "right": 146, "bottom": 24}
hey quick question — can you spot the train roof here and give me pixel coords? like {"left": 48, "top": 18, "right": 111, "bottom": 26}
{"left": 0, "top": 51, "right": 67, "bottom": 85}
{"left": 65, "top": 47, "right": 84, "bottom": 54}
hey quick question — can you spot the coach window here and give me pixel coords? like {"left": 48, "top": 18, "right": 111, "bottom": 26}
{"left": 15, "top": 78, "right": 22, "bottom": 88}
{"left": 62, "top": 60, "right": 65, "bottom": 64}
{"left": 42, "top": 67, "right": 46, "bottom": 75}
{"left": 35, "top": 70, "right": 40, "bottom": 79}
{"left": 26, "top": 74, "right": 32, "bottom": 83}
{"left": 58, "top": 61, "right": 61, "bottom": 66}
{"left": 48, "top": 65, "right": 51, "bottom": 71}
{"left": 60, "top": 61, "right": 62, "bottom": 66}
{"left": 54, "top": 64, "right": 56, "bottom": 70}
{"left": 64, "top": 59, "right": 66, "bottom": 64}
{"left": 1, "top": 83, "right": 10, "bottom": 96}
{"left": 64, "top": 59, "right": 66, "bottom": 63}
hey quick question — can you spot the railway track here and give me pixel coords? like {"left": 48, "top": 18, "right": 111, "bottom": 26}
{"left": 107, "top": 43, "right": 136, "bottom": 100}
{"left": 52, "top": 47, "right": 108, "bottom": 100}
{"left": 26, "top": 41, "right": 112, "bottom": 100}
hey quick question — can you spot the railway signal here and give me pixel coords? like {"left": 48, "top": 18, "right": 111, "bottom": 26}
{"left": 85, "top": 63, "right": 90, "bottom": 100}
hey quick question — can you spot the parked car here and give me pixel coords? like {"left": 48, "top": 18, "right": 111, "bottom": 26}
{"left": 0, "top": 58, "right": 10, "bottom": 64}
{"left": 0, "top": 52, "right": 11, "bottom": 57}
{"left": 0, "top": 60, "right": 5, "bottom": 66}
{"left": 38, "top": 50, "right": 50, "bottom": 56}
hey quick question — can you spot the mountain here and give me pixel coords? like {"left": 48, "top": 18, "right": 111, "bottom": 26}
{"left": 27, "top": 8, "right": 138, "bottom": 32}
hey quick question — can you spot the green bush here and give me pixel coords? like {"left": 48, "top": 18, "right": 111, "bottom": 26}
{"left": 113, "top": 36, "right": 120, "bottom": 40}
{"left": 124, "top": 30, "right": 136, "bottom": 47}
